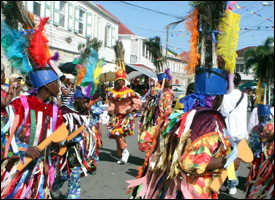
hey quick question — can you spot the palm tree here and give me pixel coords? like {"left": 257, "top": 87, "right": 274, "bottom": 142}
{"left": 244, "top": 37, "right": 274, "bottom": 104}
{"left": 166, "top": 1, "right": 228, "bottom": 68}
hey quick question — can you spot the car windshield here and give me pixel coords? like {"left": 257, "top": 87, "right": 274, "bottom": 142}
{"left": 172, "top": 85, "right": 183, "bottom": 92}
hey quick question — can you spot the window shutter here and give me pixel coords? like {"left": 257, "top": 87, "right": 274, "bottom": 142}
{"left": 97, "top": 17, "right": 101, "bottom": 40}
{"left": 111, "top": 27, "right": 115, "bottom": 47}
{"left": 74, "top": 6, "right": 79, "bottom": 34}
{"left": 86, "top": 12, "right": 92, "bottom": 38}
{"left": 44, "top": 1, "right": 51, "bottom": 23}
{"left": 68, "top": 2, "right": 73, "bottom": 31}
{"left": 53, "top": 1, "right": 59, "bottom": 26}
{"left": 26, "top": 1, "right": 33, "bottom": 12}
{"left": 105, "top": 26, "right": 108, "bottom": 47}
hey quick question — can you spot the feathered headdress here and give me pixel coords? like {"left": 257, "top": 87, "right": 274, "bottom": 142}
{"left": 114, "top": 40, "right": 125, "bottom": 71}
{"left": 144, "top": 36, "right": 172, "bottom": 82}
{"left": 145, "top": 36, "right": 165, "bottom": 73}
{"left": 217, "top": 9, "right": 240, "bottom": 75}
{"left": 185, "top": 8, "right": 200, "bottom": 74}
{"left": 1, "top": 2, "right": 60, "bottom": 88}
{"left": 75, "top": 38, "right": 106, "bottom": 98}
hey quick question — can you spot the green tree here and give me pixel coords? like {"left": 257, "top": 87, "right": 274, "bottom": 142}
{"left": 244, "top": 37, "right": 274, "bottom": 83}
{"left": 244, "top": 37, "right": 274, "bottom": 104}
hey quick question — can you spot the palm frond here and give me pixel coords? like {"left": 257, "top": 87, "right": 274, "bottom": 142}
{"left": 79, "top": 38, "right": 102, "bottom": 61}
{"left": 191, "top": 1, "right": 227, "bottom": 34}
{"left": 166, "top": 17, "right": 186, "bottom": 30}
{"left": 145, "top": 36, "right": 165, "bottom": 72}
{"left": 114, "top": 40, "right": 125, "bottom": 70}
{"left": 1, "top": 1, "right": 35, "bottom": 30}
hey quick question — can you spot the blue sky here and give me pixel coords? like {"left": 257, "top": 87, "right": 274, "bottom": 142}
{"left": 92, "top": 1, "right": 274, "bottom": 54}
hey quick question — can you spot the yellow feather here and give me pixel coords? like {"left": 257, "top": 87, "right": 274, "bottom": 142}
{"left": 217, "top": 9, "right": 241, "bottom": 74}
{"left": 93, "top": 59, "right": 105, "bottom": 86}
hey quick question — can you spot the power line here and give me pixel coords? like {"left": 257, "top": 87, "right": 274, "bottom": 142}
{"left": 118, "top": 1, "right": 181, "bottom": 19}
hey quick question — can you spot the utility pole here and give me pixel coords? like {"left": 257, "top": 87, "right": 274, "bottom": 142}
{"left": 166, "top": 26, "right": 169, "bottom": 57}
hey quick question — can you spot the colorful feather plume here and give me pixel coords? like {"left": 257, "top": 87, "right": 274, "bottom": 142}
{"left": 217, "top": 9, "right": 240, "bottom": 74}
{"left": 92, "top": 59, "right": 106, "bottom": 96}
{"left": 185, "top": 8, "right": 200, "bottom": 74}
{"left": 81, "top": 47, "right": 99, "bottom": 87}
{"left": 76, "top": 64, "right": 86, "bottom": 86}
{"left": 1, "top": 21, "right": 32, "bottom": 74}
{"left": 75, "top": 38, "right": 106, "bottom": 98}
{"left": 29, "top": 17, "right": 51, "bottom": 67}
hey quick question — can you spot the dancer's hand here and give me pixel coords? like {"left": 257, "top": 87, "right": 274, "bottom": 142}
{"left": 125, "top": 108, "right": 134, "bottom": 115}
{"left": 108, "top": 111, "right": 114, "bottom": 117}
{"left": 26, "top": 146, "right": 42, "bottom": 159}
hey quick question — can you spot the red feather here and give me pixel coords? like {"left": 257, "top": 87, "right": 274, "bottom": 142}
{"left": 29, "top": 17, "right": 51, "bottom": 67}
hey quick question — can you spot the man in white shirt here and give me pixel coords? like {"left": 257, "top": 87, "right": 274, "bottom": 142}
{"left": 220, "top": 73, "right": 248, "bottom": 195}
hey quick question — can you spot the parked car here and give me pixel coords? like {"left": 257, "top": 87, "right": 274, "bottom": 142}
{"left": 171, "top": 84, "right": 185, "bottom": 107}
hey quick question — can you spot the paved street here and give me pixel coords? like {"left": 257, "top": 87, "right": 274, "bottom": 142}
{"left": 57, "top": 112, "right": 252, "bottom": 199}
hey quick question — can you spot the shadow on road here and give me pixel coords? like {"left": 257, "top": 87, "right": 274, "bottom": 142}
{"left": 125, "top": 168, "right": 139, "bottom": 177}
{"left": 219, "top": 193, "right": 237, "bottom": 199}
{"left": 99, "top": 147, "right": 145, "bottom": 166}
{"left": 99, "top": 151, "right": 118, "bottom": 162}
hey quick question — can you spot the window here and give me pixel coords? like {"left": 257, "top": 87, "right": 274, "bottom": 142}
{"left": 33, "top": 1, "right": 41, "bottom": 17}
{"left": 79, "top": 9, "right": 85, "bottom": 35}
{"left": 105, "top": 24, "right": 111, "bottom": 47}
{"left": 235, "top": 64, "right": 244, "bottom": 73}
{"left": 59, "top": 1, "right": 66, "bottom": 28}
{"left": 53, "top": 1, "right": 66, "bottom": 27}
{"left": 86, "top": 12, "right": 92, "bottom": 38}
{"left": 68, "top": 3, "right": 73, "bottom": 31}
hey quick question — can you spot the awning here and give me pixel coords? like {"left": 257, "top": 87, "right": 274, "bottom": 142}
{"left": 126, "top": 64, "right": 157, "bottom": 79}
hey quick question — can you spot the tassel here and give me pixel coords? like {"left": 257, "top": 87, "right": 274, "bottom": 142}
{"left": 29, "top": 17, "right": 51, "bottom": 67}
{"left": 217, "top": 9, "right": 241, "bottom": 74}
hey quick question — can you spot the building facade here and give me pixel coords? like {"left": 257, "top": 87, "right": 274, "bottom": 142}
{"left": 236, "top": 47, "right": 255, "bottom": 84}
{"left": 2, "top": 1, "right": 120, "bottom": 76}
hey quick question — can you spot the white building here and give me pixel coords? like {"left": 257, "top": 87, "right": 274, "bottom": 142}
{"left": 2, "top": 1, "right": 120, "bottom": 76}
{"left": 236, "top": 47, "right": 255, "bottom": 84}
{"left": 97, "top": 3, "right": 189, "bottom": 89}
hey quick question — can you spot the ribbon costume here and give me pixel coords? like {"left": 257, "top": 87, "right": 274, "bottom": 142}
{"left": 107, "top": 40, "right": 142, "bottom": 165}
{"left": 127, "top": 2, "right": 253, "bottom": 199}
{"left": 245, "top": 31, "right": 274, "bottom": 198}
{"left": 51, "top": 38, "right": 105, "bottom": 199}
{"left": 1, "top": 2, "right": 67, "bottom": 199}
{"left": 138, "top": 36, "right": 174, "bottom": 153}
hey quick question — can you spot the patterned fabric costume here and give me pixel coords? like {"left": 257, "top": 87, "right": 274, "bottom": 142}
{"left": 1, "top": 4, "right": 66, "bottom": 198}
{"left": 246, "top": 118, "right": 274, "bottom": 199}
{"left": 1, "top": 95, "right": 64, "bottom": 199}
{"left": 52, "top": 104, "right": 99, "bottom": 199}
{"left": 107, "top": 87, "right": 141, "bottom": 138}
{"left": 127, "top": 107, "right": 233, "bottom": 199}
{"left": 51, "top": 37, "right": 105, "bottom": 199}
{"left": 106, "top": 41, "right": 142, "bottom": 163}
{"left": 138, "top": 86, "right": 173, "bottom": 152}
